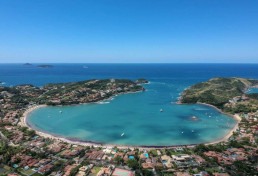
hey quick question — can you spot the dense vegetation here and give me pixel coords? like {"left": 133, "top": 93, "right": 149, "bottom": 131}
{"left": 180, "top": 77, "right": 258, "bottom": 108}
{"left": 0, "top": 79, "right": 145, "bottom": 107}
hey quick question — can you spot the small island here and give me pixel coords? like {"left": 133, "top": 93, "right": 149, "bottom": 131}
{"left": 23, "top": 63, "right": 32, "bottom": 66}
{"left": 37, "top": 64, "right": 53, "bottom": 68}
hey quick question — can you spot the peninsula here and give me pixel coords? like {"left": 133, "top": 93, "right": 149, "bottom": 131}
{"left": 180, "top": 77, "right": 258, "bottom": 113}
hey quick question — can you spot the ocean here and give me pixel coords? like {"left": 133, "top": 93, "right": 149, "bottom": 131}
{"left": 1, "top": 63, "right": 258, "bottom": 146}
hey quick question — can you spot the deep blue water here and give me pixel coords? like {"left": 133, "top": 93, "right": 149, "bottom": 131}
{"left": 1, "top": 64, "right": 258, "bottom": 146}
{"left": 1, "top": 63, "right": 258, "bottom": 87}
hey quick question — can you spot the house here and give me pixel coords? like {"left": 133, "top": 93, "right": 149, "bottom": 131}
{"left": 161, "top": 155, "right": 172, "bottom": 168}
{"left": 63, "top": 164, "right": 78, "bottom": 176}
{"left": 193, "top": 171, "right": 209, "bottom": 176}
{"left": 38, "top": 164, "right": 54, "bottom": 175}
{"left": 172, "top": 154, "right": 191, "bottom": 162}
{"left": 86, "top": 150, "right": 104, "bottom": 160}
{"left": 213, "top": 173, "right": 230, "bottom": 176}
{"left": 172, "top": 154, "right": 198, "bottom": 168}
{"left": 97, "top": 165, "right": 114, "bottom": 176}
{"left": 175, "top": 172, "right": 191, "bottom": 176}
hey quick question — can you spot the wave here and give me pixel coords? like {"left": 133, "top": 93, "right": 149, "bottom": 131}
{"left": 97, "top": 101, "right": 110, "bottom": 104}
{"left": 194, "top": 108, "right": 209, "bottom": 111}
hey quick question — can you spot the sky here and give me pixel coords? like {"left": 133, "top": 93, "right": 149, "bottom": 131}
{"left": 0, "top": 0, "right": 258, "bottom": 63}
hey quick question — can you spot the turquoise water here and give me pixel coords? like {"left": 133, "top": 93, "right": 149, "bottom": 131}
{"left": 247, "top": 88, "right": 258, "bottom": 94}
{"left": 28, "top": 82, "right": 237, "bottom": 146}
{"left": 2, "top": 63, "right": 255, "bottom": 146}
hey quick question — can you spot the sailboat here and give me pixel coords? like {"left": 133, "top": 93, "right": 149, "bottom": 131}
{"left": 121, "top": 133, "right": 124, "bottom": 137}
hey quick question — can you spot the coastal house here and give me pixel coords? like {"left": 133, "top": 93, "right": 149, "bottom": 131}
{"left": 47, "top": 143, "right": 64, "bottom": 153}
{"left": 86, "top": 150, "right": 105, "bottom": 160}
{"left": 38, "top": 164, "right": 54, "bottom": 175}
{"left": 97, "top": 165, "right": 114, "bottom": 176}
{"left": 140, "top": 151, "right": 149, "bottom": 161}
{"left": 175, "top": 172, "right": 191, "bottom": 176}
{"left": 174, "top": 147, "right": 184, "bottom": 152}
{"left": 212, "top": 173, "right": 230, "bottom": 176}
{"left": 172, "top": 154, "right": 191, "bottom": 162}
{"left": 172, "top": 154, "right": 198, "bottom": 168}
{"left": 192, "top": 155, "right": 206, "bottom": 165}
{"left": 193, "top": 171, "right": 209, "bottom": 176}
{"left": 141, "top": 156, "right": 163, "bottom": 169}
{"left": 60, "top": 148, "right": 81, "bottom": 158}
{"left": 63, "top": 164, "right": 78, "bottom": 176}
{"left": 103, "top": 147, "right": 112, "bottom": 154}
{"left": 114, "top": 152, "right": 124, "bottom": 159}
{"left": 161, "top": 155, "right": 172, "bottom": 168}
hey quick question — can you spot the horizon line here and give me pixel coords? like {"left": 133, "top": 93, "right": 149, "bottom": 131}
{"left": 1, "top": 62, "right": 258, "bottom": 64}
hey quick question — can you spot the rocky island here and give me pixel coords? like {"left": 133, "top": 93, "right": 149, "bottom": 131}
{"left": 37, "top": 64, "right": 53, "bottom": 68}
{"left": 23, "top": 63, "right": 32, "bottom": 66}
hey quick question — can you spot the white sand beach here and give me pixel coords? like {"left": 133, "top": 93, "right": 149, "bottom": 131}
{"left": 21, "top": 103, "right": 242, "bottom": 149}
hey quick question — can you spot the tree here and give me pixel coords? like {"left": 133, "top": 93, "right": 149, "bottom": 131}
{"left": 114, "top": 156, "right": 124, "bottom": 165}
{"left": 142, "top": 169, "right": 154, "bottom": 176}
{"left": 127, "top": 159, "right": 139, "bottom": 170}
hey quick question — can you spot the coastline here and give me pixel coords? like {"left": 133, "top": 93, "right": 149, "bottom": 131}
{"left": 178, "top": 101, "right": 242, "bottom": 145}
{"left": 21, "top": 101, "right": 241, "bottom": 149}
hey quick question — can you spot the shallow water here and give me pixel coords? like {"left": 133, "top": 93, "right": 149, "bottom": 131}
{"left": 2, "top": 63, "right": 257, "bottom": 146}
{"left": 28, "top": 82, "right": 237, "bottom": 146}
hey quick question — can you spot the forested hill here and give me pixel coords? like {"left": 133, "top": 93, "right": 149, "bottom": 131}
{"left": 180, "top": 77, "right": 258, "bottom": 108}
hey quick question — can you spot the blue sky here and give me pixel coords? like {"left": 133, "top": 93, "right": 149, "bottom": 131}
{"left": 0, "top": 0, "right": 258, "bottom": 63}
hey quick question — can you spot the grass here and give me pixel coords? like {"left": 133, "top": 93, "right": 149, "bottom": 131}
{"left": 0, "top": 165, "right": 11, "bottom": 175}
{"left": 18, "top": 168, "right": 36, "bottom": 176}
{"left": 205, "top": 167, "right": 221, "bottom": 173}
{"left": 90, "top": 166, "right": 102, "bottom": 175}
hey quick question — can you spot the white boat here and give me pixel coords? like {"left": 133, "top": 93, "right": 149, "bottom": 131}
{"left": 160, "top": 109, "right": 163, "bottom": 112}
{"left": 121, "top": 133, "right": 124, "bottom": 137}
{"left": 59, "top": 110, "right": 62, "bottom": 113}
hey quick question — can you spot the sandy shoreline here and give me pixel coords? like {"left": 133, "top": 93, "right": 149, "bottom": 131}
{"left": 180, "top": 102, "right": 242, "bottom": 145}
{"left": 20, "top": 102, "right": 241, "bottom": 149}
